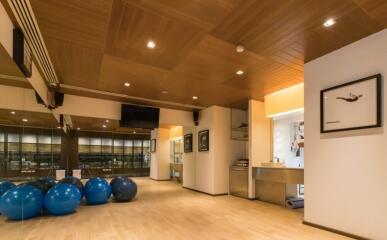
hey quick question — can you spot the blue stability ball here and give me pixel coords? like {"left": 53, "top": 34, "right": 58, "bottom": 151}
{"left": 59, "top": 176, "right": 84, "bottom": 197}
{"left": 110, "top": 176, "right": 129, "bottom": 187}
{"left": 40, "top": 176, "right": 57, "bottom": 187}
{"left": 26, "top": 179, "right": 55, "bottom": 195}
{"left": 110, "top": 177, "right": 137, "bottom": 202}
{"left": 84, "top": 177, "right": 111, "bottom": 205}
{"left": 44, "top": 183, "right": 81, "bottom": 215}
{"left": 0, "top": 181, "right": 16, "bottom": 197}
{"left": 0, "top": 185, "right": 43, "bottom": 220}
{"left": 0, "top": 181, "right": 16, "bottom": 212}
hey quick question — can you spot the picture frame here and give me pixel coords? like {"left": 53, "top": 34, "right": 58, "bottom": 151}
{"left": 184, "top": 133, "right": 193, "bottom": 153}
{"left": 13, "top": 28, "right": 32, "bottom": 77}
{"left": 150, "top": 139, "right": 156, "bottom": 153}
{"left": 320, "top": 74, "right": 382, "bottom": 133}
{"left": 198, "top": 130, "right": 209, "bottom": 152}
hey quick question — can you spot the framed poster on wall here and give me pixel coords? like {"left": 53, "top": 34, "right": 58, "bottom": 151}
{"left": 184, "top": 133, "right": 193, "bottom": 153}
{"left": 13, "top": 28, "right": 32, "bottom": 77}
{"left": 320, "top": 74, "right": 382, "bottom": 133}
{"left": 198, "top": 130, "right": 209, "bottom": 152}
{"left": 150, "top": 139, "right": 156, "bottom": 153}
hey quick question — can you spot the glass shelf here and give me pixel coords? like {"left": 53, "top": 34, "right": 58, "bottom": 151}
{"left": 231, "top": 109, "right": 248, "bottom": 141}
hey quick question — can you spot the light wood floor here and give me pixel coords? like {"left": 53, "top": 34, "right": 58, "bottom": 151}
{"left": 0, "top": 178, "right": 351, "bottom": 240}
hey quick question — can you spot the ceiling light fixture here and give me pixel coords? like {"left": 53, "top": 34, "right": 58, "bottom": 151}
{"left": 57, "top": 126, "right": 61, "bottom": 129}
{"left": 105, "top": 120, "right": 110, "bottom": 123}
{"left": 147, "top": 40, "right": 156, "bottom": 49}
{"left": 323, "top": 18, "right": 336, "bottom": 27}
{"left": 192, "top": 96, "right": 198, "bottom": 100}
{"left": 22, "top": 118, "right": 28, "bottom": 122}
{"left": 133, "top": 131, "right": 136, "bottom": 134}
{"left": 124, "top": 82, "right": 130, "bottom": 87}
{"left": 236, "top": 70, "right": 244, "bottom": 75}
{"left": 236, "top": 44, "right": 245, "bottom": 53}
{"left": 77, "top": 127, "right": 81, "bottom": 131}
{"left": 102, "top": 124, "right": 107, "bottom": 128}
{"left": 10, "top": 111, "right": 16, "bottom": 115}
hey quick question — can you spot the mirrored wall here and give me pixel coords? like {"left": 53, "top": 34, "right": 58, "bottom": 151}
{"left": 77, "top": 134, "right": 150, "bottom": 177}
{"left": 0, "top": 109, "right": 61, "bottom": 181}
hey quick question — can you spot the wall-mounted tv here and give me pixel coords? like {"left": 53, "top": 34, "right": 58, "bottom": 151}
{"left": 120, "top": 104, "right": 160, "bottom": 129}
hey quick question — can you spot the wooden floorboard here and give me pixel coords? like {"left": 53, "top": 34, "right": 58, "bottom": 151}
{"left": 0, "top": 178, "right": 352, "bottom": 240}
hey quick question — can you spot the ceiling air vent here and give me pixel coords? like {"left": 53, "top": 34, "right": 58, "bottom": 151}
{"left": 7, "top": 0, "right": 58, "bottom": 86}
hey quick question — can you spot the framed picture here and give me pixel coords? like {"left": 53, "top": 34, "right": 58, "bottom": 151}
{"left": 198, "top": 130, "right": 209, "bottom": 152}
{"left": 13, "top": 28, "right": 32, "bottom": 77}
{"left": 150, "top": 139, "right": 156, "bottom": 153}
{"left": 320, "top": 74, "right": 382, "bottom": 133}
{"left": 184, "top": 133, "right": 193, "bottom": 153}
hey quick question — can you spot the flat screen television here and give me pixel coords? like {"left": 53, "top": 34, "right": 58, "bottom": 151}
{"left": 120, "top": 104, "right": 160, "bottom": 129}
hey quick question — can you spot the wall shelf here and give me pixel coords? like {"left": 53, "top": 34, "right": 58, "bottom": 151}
{"left": 231, "top": 109, "right": 248, "bottom": 141}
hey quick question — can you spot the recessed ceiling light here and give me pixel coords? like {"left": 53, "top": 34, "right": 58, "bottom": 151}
{"left": 192, "top": 96, "right": 198, "bottom": 100}
{"left": 161, "top": 90, "right": 168, "bottom": 94}
{"left": 147, "top": 40, "right": 156, "bottom": 49}
{"left": 236, "top": 44, "right": 245, "bottom": 53}
{"left": 323, "top": 18, "right": 336, "bottom": 27}
{"left": 22, "top": 118, "right": 28, "bottom": 122}
{"left": 124, "top": 82, "right": 130, "bottom": 87}
{"left": 10, "top": 111, "right": 16, "bottom": 115}
{"left": 236, "top": 70, "right": 244, "bottom": 75}
{"left": 102, "top": 124, "right": 107, "bottom": 128}
{"left": 105, "top": 120, "right": 110, "bottom": 123}
{"left": 77, "top": 127, "right": 81, "bottom": 131}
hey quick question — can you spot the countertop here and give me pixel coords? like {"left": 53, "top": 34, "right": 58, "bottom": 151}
{"left": 253, "top": 166, "right": 304, "bottom": 170}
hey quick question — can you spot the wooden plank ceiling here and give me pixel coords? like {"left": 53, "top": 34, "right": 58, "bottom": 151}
{"left": 27, "top": 0, "right": 387, "bottom": 109}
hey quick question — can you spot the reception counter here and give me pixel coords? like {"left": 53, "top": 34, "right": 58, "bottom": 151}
{"left": 253, "top": 167, "right": 304, "bottom": 206}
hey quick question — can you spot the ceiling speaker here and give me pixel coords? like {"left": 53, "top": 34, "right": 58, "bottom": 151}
{"left": 193, "top": 110, "right": 199, "bottom": 126}
{"left": 54, "top": 92, "right": 64, "bottom": 107}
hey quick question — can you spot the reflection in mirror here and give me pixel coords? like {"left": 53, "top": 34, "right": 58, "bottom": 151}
{"left": 72, "top": 115, "right": 151, "bottom": 179}
{"left": 0, "top": 106, "right": 61, "bottom": 222}
{"left": 0, "top": 109, "right": 60, "bottom": 181}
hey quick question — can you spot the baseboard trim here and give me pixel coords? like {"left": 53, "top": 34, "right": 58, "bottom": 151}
{"left": 303, "top": 221, "right": 370, "bottom": 240}
{"left": 149, "top": 177, "right": 171, "bottom": 181}
{"left": 182, "top": 186, "right": 228, "bottom": 196}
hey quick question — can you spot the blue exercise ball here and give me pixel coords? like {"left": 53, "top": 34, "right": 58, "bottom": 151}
{"left": 40, "top": 176, "right": 57, "bottom": 187}
{"left": 59, "top": 176, "right": 84, "bottom": 197}
{"left": 0, "top": 181, "right": 16, "bottom": 213}
{"left": 84, "top": 177, "right": 111, "bottom": 205}
{"left": 0, "top": 181, "right": 16, "bottom": 197}
{"left": 110, "top": 176, "right": 128, "bottom": 187}
{"left": 44, "top": 183, "right": 81, "bottom": 216}
{"left": 110, "top": 177, "right": 137, "bottom": 202}
{"left": 26, "top": 179, "right": 55, "bottom": 195}
{"left": 0, "top": 185, "right": 43, "bottom": 220}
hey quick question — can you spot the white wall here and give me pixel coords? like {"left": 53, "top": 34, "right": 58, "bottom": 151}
{"left": 0, "top": 2, "right": 13, "bottom": 56}
{"left": 150, "top": 128, "right": 170, "bottom": 180}
{"left": 182, "top": 126, "right": 196, "bottom": 189}
{"left": 304, "top": 29, "right": 387, "bottom": 240}
{"left": 194, "top": 106, "right": 215, "bottom": 193}
{"left": 248, "top": 100, "right": 271, "bottom": 198}
{"left": 213, "top": 106, "right": 246, "bottom": 194}
{"left": 182, "top": 106, "right": 247, "bottom": 195}
{"left": 0, "top": 85, "right": 50, "bottom": 113}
